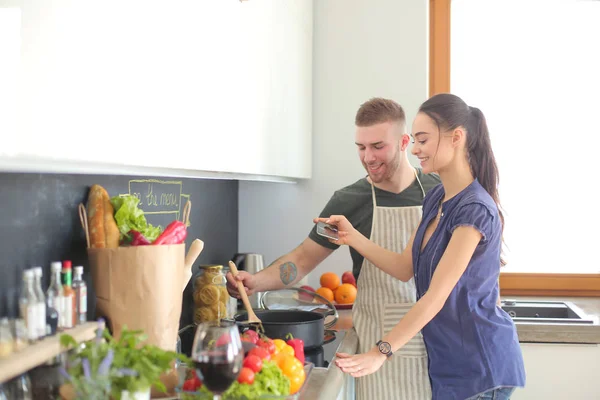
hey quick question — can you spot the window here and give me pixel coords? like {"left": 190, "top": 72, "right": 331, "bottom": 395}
{"left": 430, "top": 0, "right": 600, "bottom": 296}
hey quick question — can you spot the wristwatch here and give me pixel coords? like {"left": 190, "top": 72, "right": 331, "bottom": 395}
{"left": 376, "top": 340, "right": 393, "bottom": 358}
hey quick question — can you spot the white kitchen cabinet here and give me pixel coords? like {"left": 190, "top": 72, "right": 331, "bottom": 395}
{"left": 512, "top": 343, "right": 600, "bottom": 399}
{"left": 1, "top": 0, "right": 312, "bottom": 180}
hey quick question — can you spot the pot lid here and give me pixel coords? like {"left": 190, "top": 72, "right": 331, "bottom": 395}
{"left": 260, "top": 287, "right": 339, "bottom": 329}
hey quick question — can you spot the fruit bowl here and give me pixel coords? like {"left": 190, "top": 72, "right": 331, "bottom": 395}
{"left": 332, "top": 301, "right": 353, "bottom": 310}
{"left": 314, "top": 271, "right": 357, "bottom": 308}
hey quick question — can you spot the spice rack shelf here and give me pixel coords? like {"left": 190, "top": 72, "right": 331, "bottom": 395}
{"left": 0, "top": 321, "right": 102, "bottom": 383}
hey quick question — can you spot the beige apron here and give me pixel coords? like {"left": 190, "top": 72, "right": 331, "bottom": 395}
{"left": 352, "top": 171, "right": 432, "bottom": 399}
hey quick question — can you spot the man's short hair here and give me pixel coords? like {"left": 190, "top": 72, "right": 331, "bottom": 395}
{"left": 355, "top": 98, "right": 406, "bottom": 128}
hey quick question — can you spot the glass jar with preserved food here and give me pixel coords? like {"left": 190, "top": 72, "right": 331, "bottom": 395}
{"left": 192, "top": 265, "right": 232, "bottom": 324}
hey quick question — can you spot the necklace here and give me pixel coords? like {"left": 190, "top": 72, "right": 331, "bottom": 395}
{"left": 436, "top": 200, "right": 444, "bottom": 221}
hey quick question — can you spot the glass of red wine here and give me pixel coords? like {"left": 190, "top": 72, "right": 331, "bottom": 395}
{"left": 191, "top": 320, "right": 243, "bottom": 399}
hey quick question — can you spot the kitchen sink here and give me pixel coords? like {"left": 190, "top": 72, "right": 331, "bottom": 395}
{"left": 501, "top": 300, "right": 595, "bottom": 324}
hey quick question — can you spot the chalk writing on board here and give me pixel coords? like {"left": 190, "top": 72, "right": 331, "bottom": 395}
{"left": 119, "top": 179, "right": 191, "bottom": 229}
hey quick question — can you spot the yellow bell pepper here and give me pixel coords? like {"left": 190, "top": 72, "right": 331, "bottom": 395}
{"left": 272, "top": 339, "right": 295, "bottom": 357}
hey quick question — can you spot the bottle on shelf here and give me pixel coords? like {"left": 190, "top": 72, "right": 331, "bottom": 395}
{"left": 32, "top": 267, "right": 47, "bottom": 339}
{"left": 6, "top": 288, "right": 28, "bottom": 352}
{"left": 46, "top": 262, "right": 64, "bottom": 331}
{"left": 9, "top": 373, "right": 33, "bottom": 400}
{"left": 72, "top": 266, "right": 87, "bottom": 325}
{"left": 61, "top": 261, "right": 75, "bottom": 329}
{"left": 0, "top": 383, "right": 8, "bottom": 400}
{"left": 19, "top": 270, "right": 38, "bottom": 342}
{"left": 0, "top": 317, "right": 13, "bottom": 358}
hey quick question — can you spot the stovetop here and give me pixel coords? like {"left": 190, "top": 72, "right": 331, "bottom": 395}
{"left": 304, "top": 330, "right": 346, "bottom": 368}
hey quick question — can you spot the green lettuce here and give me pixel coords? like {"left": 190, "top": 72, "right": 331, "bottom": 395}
{"left": 110, "top": 195, "right": 162, "bottom": 243}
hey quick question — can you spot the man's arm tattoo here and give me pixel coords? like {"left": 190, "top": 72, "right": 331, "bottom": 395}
{"left": 279, "top": 262, "right": 298, "bottom": 285}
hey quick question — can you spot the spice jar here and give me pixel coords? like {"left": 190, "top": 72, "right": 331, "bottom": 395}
{"left": 12, "top": 319, "right": 29, "bottom": 352}
{"left": 193, "top": 265, "right": 231, "bottom": 324}
{"left": 0, "top": 318, "right": 13, "bottom": 358}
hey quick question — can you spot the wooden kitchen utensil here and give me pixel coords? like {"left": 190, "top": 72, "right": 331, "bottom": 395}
{"left": 78, "top": 203, "right": 90, "bottom": 248}
{"left": 183, "top": 238, "right": 204, "bottom": 292}
{"left": 228, "top": 260, "right": 262, "bottom": 324}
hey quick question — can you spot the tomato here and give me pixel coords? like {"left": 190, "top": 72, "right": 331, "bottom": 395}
{"left": 242, "top": 329, "right": 259, "bottom": 344}
{"left": 182, "top": 371, "right": 202, "bottom": 391}
{"left": 182, "top": 370, "right": 202, "bottom": 391}
{"left": 257, "top": 337, "right": 277, "bottom": 355}
{"left": 243, "top": 354, "right": 263, "bottom": 373}
{"left": 182, "top": 379, "right": 196, "bottom": 391}
{"left": 289, "top": 369, "right": 306, "bottom": 394}
{"left": 241, "top": 335, "right": 254, "bottom": 344}
{"left": 248, "top": 346, "right": 271, "bottom": 361}
{"left": 192, "top": 372, "right": 202, "bottom": 389}
{"left": 215, "top": 333, "right": 230, "bottom": 347}
{"left": 237, "top": 367, "right": 255, "bottom": 385}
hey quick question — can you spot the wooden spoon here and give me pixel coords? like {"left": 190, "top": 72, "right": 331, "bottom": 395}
{"left": 228, "top": 260, "right": 262, "bottom": 324}
{"left": 182, "top": 239, "right": 204, "bottom": 293}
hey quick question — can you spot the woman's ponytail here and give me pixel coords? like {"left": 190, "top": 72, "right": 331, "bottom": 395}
{"left": 419, "top": 94, "right": 506, "bottom": 266}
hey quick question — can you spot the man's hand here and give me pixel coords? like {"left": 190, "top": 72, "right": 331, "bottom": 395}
{"left": 226, "top": 270, "right": 256, "bottom": 299}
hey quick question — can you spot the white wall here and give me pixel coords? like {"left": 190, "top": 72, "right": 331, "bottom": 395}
{"left": 239, "top": 0, "right": 429, "bottom": 288}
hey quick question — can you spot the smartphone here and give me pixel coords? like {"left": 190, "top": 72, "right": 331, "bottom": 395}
{"left": 316, "top": 221, "right": 339, "bottom": 240}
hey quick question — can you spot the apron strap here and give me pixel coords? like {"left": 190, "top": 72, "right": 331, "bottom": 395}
{"left": 370, "top": 168, "right": 426, "bottom": 207}
{"left": 413, "top": 169, "right": 426, "bottom": 199}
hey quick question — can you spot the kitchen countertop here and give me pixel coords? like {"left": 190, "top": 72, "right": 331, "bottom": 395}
{"left": 166, "top": 297, "right": 600, "bottom": 399}
{"left": 326, "top": 297, "right": 600, "bottom": 344}
{"left": 300, "top": 297, "right": 600, "bottom": 399}
{"left": 301, "top": 314, "right": 357, "bottom": 400}
{"left": 504, "top": 296, "right": 600, "bottom": 344}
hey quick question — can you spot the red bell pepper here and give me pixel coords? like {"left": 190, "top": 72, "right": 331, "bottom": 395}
{"left": 153, "top": 220, "right": 187, "bottom": 245}
{"left": 286, "top": 334, "right": 305, "bottom": 364}
{"left": 128, "top": 230, "right": 151, "bottom": 246}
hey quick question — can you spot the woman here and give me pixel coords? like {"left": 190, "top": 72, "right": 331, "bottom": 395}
{"left": 315, "top": 93, "right": 525, "bottom": 400}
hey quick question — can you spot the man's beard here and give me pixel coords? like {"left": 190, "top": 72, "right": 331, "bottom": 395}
{"left": 364, "top": 144, "right": 400, "bottom": 183}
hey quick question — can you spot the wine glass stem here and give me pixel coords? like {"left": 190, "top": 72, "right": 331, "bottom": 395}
{"left": 213, "top": 395, "right": 221, "bottom": 400}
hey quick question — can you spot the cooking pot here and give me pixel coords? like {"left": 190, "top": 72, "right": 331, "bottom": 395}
{"left": 234, "top": 310, "right": 336, "bottom": 350}
{"left": 234, "top": 287, "right": 339, "bottom": 350}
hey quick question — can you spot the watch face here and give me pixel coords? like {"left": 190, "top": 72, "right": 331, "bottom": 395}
{"left": 378, "top": 341, "right": 391, "bottom": 354}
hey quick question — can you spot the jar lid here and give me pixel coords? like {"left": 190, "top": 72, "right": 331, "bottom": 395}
{"left": 199, "top": 264, "right": 223, "bottom": 270}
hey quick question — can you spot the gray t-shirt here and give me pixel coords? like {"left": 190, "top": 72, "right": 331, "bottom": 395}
{"left": 308, "top": 169, "right": 441, "bottom": 278}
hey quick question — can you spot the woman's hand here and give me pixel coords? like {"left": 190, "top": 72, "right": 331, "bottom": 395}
{"left": 313, "top": 215, "right": 359, "bottom": 247}
{"left": 334, "top": 348, "right": 386, "bottom": 378}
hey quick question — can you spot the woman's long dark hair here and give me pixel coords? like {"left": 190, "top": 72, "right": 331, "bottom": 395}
{"left": 419, "top": 93, "right": 505, "bottom": 265}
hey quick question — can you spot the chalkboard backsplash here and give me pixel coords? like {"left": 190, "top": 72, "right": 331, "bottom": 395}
{"left": 0, "top": 172, "right": 238, "bottom": 340}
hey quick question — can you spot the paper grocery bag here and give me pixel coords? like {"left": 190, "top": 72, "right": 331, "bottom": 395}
{"left": 88, "top": 244, "right": 185, "bottom": 351}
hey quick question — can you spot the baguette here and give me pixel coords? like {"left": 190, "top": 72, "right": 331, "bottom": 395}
{"left": 86, "top": 184, "right": 120, "bottom": 248}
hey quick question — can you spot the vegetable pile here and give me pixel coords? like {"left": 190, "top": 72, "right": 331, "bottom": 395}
{"left": 111, "top": 195, "right": 187, "bottom": 246}
{"left": 181, "top": 331, "right": 307, "bottom": 399}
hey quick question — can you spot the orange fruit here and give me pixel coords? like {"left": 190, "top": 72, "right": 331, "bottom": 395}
{"left": 320, "top": 272, "right": 341, "bottom": 290}
{"left": 335, "top": 283, "right": 357, "bottom": 304}
{"left": 316, "top": 287, "right": 334, "bottom": 302}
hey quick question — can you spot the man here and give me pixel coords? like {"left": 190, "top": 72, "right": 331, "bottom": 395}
{"left": 227, "top": 98, "right": 440, "bottom": 399}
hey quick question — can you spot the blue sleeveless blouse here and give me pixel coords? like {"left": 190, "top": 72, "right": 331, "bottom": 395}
{"left": 412, "top": 180, "right": 525, "bottom": 399}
